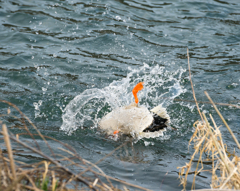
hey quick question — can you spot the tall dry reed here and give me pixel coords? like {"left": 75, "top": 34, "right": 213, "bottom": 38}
{"left": 178, "top": 49, "right": 240, "bottom": 190}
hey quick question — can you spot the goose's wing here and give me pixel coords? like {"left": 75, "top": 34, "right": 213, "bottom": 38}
{"left": 150, "top": 104, "right": 170, "bottom": 124}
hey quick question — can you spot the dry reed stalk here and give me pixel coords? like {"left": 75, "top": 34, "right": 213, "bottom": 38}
{"left": 169, "top": 98, "right": 240, "bottom": 109}
{"left": 187, "top": 48, "right": 203, "bottom": 122}
{"left": 79, "top": 141, "right": 129, "bottom": 176}
{"left": 204, "top": 91, "right": 240, "bottom": 150}
{"left": 5, "top": 174, "right": 24, "bottom": 191}
{"left": 2, "top": 124, "right": 16, "bottom": 179}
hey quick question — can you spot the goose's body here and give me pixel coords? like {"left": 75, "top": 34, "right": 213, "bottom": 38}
{"left": 99, "top": 102, "right": 152, "bottom": 135}
{"left": 99, "top": 102, "right": 170, "bottom": 138}
{"left": 99, "top": 82, "right": 170, "bottom": 138}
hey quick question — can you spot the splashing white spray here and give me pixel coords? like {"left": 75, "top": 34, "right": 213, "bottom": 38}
{"left": 60, "top": 63, "right": 186, "bottom": 136}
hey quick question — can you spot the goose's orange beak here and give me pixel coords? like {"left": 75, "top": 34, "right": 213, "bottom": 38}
{"left": 132, "top": 82, "right": 144, "bottom": 104}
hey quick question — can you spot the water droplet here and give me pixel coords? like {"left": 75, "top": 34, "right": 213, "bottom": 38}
{"left": 42, "top": 87, "right": 47, "bottom": 94}
{"left": 115, "top": 16, "right": 121, "bottom": 20}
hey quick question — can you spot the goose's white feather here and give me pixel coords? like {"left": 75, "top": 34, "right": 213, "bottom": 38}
{"left": 99, "top": 102, "right": 170, "bottom": 138}
{"left": 150, "top": 104, "right": 171, "bottom": 124}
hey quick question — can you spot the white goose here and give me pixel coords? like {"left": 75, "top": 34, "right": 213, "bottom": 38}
{"left": 99, "top": 82, "right": 170, "bottom": 138}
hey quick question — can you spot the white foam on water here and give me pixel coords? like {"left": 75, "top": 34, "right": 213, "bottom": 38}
{"left": 60, "top": 63, "right": 186, "bottom": 137}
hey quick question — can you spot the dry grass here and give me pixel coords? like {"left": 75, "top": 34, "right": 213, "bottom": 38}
{"left": 178, "top": 49, "right": 240, "bottom": 190}
{"left": 0, "top": 100, "right": 151, "bottom": 191}
{"left": 178, "top": 113, "right": 240, "bottom": 190}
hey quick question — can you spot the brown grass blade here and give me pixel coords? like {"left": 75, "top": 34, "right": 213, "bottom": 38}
{"left": 204, "top": 91, "right": 240, "bottom": 150}
{"left": 187, "top": 48, "right": 203, "bottom": 122}
{"left": 2, "top": 124, "right": 16, "bottom": 179}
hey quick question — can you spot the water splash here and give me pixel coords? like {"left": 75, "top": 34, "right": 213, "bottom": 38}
{"left": 60, "top": 63, "right": 186, "bottom": 136}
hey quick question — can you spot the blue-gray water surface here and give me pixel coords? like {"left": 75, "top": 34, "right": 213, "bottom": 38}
{"left": 0, "top": 0, "right": 240, "bottom": 190}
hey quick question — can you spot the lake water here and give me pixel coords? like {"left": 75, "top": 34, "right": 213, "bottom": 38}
{"left": 0, "top": 0, "right": 240, "bottom": 190}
